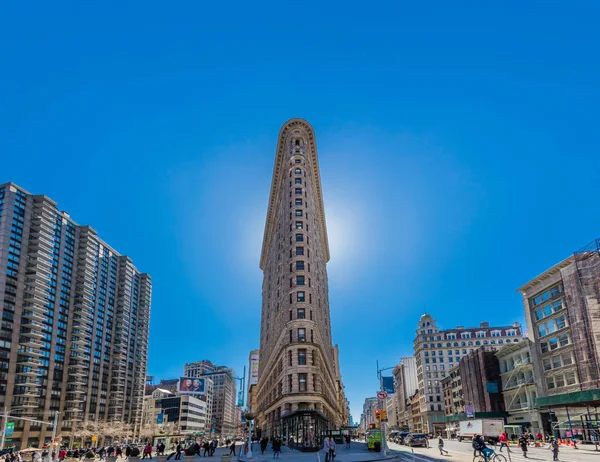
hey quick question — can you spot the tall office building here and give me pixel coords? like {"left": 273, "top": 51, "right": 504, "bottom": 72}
{"left": 0, "top": 182, "right": 151, "bottom": 448}
{"left": 184, "top": 360, "right": 235, "bottom": 435}
{"left": 255, "top": 119, "right": 343, "bottom": 444}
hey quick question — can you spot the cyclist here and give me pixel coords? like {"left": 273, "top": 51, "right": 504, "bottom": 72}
{"left": 473, "top": 435, "right": 494, "bottom": 462}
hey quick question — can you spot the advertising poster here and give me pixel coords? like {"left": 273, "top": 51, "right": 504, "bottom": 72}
{"left": 179, "top": 377, "right": 206, "bottom": 394}
{"left": 250, "top": 354, "right": 260, "bottom": 385}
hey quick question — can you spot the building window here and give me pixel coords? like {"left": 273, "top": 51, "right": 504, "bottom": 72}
{"left": 295, "top": 210, "right": 303, "bottom": 217}
{"left": 298, "top": 329, "right": 306, "bottom": 342}
{"left": 289, "top": 350, "right": 292, "bottom": 366}
{"left": 296, "top": 222, "right": 303, "bottom": 229}
{"left": 295, "top": 199, "right": 302, "bottom": 206}
{"left": 298, "top": 349, "right": 306, "bottom": 365}
{"left": 295, "top": 168, "right": 302, "bottom": 175}
{"left": 297, "top": 276, "right": 305, "bottom": 286}
{"left": 297, "top": 309, "right": 305, "bottom": 319}
{"left": 296, "top": 234, "right": 304, "bottom": 242}
{"left": 297, "top": 291, "right": 305, "bottom": 302}
{"left": 296, "top": 247, "right": 304, "bottom": 256}
{"left": 299, "top": 373, "right": 307, "bottom": 392}
{"left": 296, "top": 261, "right": 304, "bottom": 270}
{"left": 295, "top": 178, "right": 302, "bottom": 184}
{"left": 295, "top": 188, "right": 302, "bottom": 195}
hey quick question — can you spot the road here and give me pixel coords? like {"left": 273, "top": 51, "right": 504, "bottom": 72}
{"left": 386, "top": 438, "right": 600, "bottom": 462}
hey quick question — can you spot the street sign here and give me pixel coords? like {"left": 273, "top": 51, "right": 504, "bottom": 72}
{"left": 377, "top": 391, "right": 388, "bottom": 400}
{"left": 6, "top": 422, "right": 14, "bottom": 437}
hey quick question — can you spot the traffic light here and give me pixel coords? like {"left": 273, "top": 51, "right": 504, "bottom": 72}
{"left": 375, "top": 410, "right": 381, "bottom": 421}
{"left": 381, "top": 410, "right": 387, "bottom": 420}
{"left": 369, "top": 423, "right": 376, "bottom": 429}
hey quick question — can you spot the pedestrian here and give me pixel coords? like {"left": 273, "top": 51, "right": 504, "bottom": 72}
{"left": 519, "top": 433, "right": 529, "bottom": 458}
{"left": 498, "top": 432, "right": 511, "bottom": 453}
{"left": 142, "top": 443, "right": 152, "bottom": 460}
{"left": 229, "top": 441, "right": 235, "bottom": 457}
{"left": 345, "top": 435, "right": 351, "bottom": 450}
{"left": 550, "top": 439, "right": 559, "bottom": 461}
{"left": 202, "top": 442, "right": 209, "bottom": 458}
{"left": 272, "top": 439, "right": 281, "bottom": 459}
{"left": 125, "top": 447, "right": 132, "bottom": 459}
{"left": 437, "top": 436, "right": 448, "bottom": 456}
{"left": 260, "top": 439, "right": 267, "bottom": 455}
{"left": 115, "top": 447, "right": 123, "bottom": 459}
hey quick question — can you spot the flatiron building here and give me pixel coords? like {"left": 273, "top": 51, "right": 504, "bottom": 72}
{"left": 255, "top": 119, "right": 345, "bottom": 444}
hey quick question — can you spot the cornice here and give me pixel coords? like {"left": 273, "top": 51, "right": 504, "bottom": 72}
{"left": 259, "top": 118, "right": 330, "bottom": 271}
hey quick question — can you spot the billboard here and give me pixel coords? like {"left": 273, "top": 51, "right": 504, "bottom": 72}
{"left": 179, "top": 377, "right": 206, "bottom": 394}
{"left": 157, "top": 413, "right": 164, "bottom": 424}
{"left": 250, "top": 353, "right": 259, "bottom": 385}
{"left": 382, "top": 376, "right": 395, "bottom": 394}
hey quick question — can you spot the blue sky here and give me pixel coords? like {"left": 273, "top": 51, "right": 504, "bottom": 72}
{"left": 1, "top": 2, "right": 599, "bottom": 421}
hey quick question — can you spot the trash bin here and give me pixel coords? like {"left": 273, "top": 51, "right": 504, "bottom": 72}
{"left": 374, "top": 442, "right": 381, "bottom": 452}
{"left": 221, "top": 455, "right": 232, "bottom": 462}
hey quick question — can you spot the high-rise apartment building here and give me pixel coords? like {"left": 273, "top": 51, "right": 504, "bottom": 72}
{"left": 517, "top": 239, "right": 600, "bottom": 439}
{"left": 255, "top": 119, "right": 343, "bottom": 444}
{"left": 0, "top": 182, "right": 151, "bottom": 448}
{"left": 413, "top": 314, "right": 521, "bottom": 433}
{"left": 184, "top": 360, "right": 234, "bottom": 435}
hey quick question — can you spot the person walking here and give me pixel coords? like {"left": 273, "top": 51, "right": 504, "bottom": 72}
{"left": 260, "top": 439, "right": 267, "bottom": 455}
{"left": 272, "top": 439, "right": 281, "bottom": 459}
{"left": 143, "top": 444, "right": 153, "bottom": 459}
{"left": 229, "top": 441, "right": 236, "bottom": 457}
{"left": 345, "top": 434, "right": 351, "bottom": 450}
{"left": 498, "top": 432, "right": 511, "bottom": 453}
{"left": 437, "top": 436, "right": 448, "bottom": 456}
{"left": 202, "top": 442, "right": 210, "bottom": 458}
{"left": 550, "top": 438, "right": 559, "bottom": 461}
{"left": 519, "top": 433, "right": 529, "bottom": 458}
{"left": 115, "top": 447, "right": 123, "bottom": 459}
{"left": 125, "top": 447, "right": 132, "bottom": 459}
{"left": 174, "top": 442, "right": 182, "bottom": 461}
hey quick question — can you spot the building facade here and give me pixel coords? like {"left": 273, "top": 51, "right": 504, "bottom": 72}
{"left": 414, "top": 314, "right": 521, "bottom": 433}
{"left": 154, "top": 394, "right": 209, "bottom": 435}
{"left": 184, "top": 360, "right": 231, "bottom": 435}
{"left": 517, "top": 239, "right": 600, "bottom": 439}
{"left": 495, "top": 339, "right": 545, "bottom": 436}
{"left": 255, "top": 119, "right": 344, "bottom": 445}
{"left": 392, "top": 357, "right": 418, "bottom": 430}
{"left": 0, "top": 182, "right": 151, "bottom": 448}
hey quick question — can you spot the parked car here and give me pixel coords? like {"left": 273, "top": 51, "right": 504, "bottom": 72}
{"left": 404, "top": 433, "right": 428, "bottom": 447}
{"left": 395, "top": 432, "right": 410, "bottom": 444}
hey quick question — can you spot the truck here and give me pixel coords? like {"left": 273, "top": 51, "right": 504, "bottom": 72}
{"left": 458, "top": 419, "right": 504, "bottom": 444}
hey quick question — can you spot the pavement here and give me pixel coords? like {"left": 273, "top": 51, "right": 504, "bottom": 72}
{"left": 150, "top": 440, "right": 600, "bottom": 462}
{"left": 386, "top": 438, "right": 600, "bottom": 462}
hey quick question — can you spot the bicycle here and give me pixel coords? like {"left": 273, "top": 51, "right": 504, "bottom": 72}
{"left": 473, "top": 448, "right": 507, "bottom": 462}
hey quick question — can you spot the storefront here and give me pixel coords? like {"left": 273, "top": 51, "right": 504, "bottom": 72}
{"left": 280, "top": 410, "right": 331, "bottom": 451}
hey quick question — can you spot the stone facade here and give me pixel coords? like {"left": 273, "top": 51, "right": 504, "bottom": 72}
{"left": 255, "top": 119, "right": 344, "bottom": 437}
{"left": 414, "top": 314, "right": 521, "bottom": 433}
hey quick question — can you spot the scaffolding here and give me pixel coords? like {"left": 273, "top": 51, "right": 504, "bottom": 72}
{"left": 562, "top": 239, "right": 600, "bottom": 390}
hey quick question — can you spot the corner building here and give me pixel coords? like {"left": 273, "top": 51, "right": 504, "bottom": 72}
{"left": 256, "top": 119, "right": 342, "bottom": 445}
{"left": 0, "top": 182, "right": 151, "bottom": 448}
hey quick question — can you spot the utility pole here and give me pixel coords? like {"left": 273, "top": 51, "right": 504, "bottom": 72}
{"left": 50, "top": 411, "right": 59, "bottom": 460}
{"left": 376, "top": 361, "right": 394, "bottom": 457}
{"left": 0, "top": 408, "right": 7, "bottom": 451}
